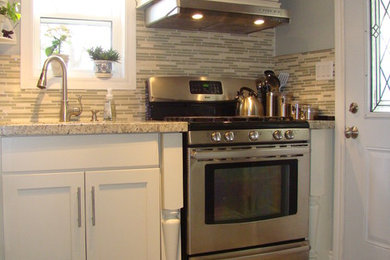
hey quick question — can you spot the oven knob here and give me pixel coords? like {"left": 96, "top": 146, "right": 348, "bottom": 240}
{"left": 224, "top": 131, "right": 235, "bottom": 142}
{"left": 249, "top": 131, "right": 260, "bottom": 141}
{"left": 273, "top": 130, "right": 283, "bottom": 141}
{"left": 211, "top": 132, "right": 222, "bottom": 142}
{"left": 285, "top": 130, "right": 295, "bottom": 140}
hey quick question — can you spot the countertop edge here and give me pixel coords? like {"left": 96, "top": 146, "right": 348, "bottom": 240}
{"left": 0, "top": 121, "right": 189, "bottom": 137}
{"left": 308, "top": 120, "right": 335, "bottom": 129}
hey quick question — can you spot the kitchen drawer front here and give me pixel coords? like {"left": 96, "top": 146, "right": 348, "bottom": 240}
{"left": 1, "top": 134, "right": 159, "bottom": 172}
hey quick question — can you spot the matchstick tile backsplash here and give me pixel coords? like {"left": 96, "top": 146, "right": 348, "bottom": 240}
{"left": 275, "top": 49, "right": 335, "bottom": 116}
{"left": 0, "top": 11, "right": 334, "bottom": 122}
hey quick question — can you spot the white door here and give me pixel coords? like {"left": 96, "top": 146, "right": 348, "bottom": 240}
{"left": 85, "top": 168, "right": 160, "bottom": 260}
{"left": 2, "top": 172, "right": 85, "bottom": 260}
{"left": 335, "top": 0, "right": 390, "bottom": 259}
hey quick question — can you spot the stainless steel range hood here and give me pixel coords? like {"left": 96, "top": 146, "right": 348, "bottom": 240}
{"left": 142, "top": 0, "right": 289, "bottom": 34}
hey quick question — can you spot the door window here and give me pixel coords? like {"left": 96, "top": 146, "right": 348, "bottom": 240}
{"left": 371, "top": 0, "right": 390, "bottom": 112}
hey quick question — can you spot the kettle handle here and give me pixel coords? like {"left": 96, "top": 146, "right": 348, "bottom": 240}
{"left": 239, "top": 87, "right": 257, "bottom": 96}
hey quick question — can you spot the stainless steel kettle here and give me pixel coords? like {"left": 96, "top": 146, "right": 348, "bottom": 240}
{"left": 236, "top": 87, "right": 264, "bottom": 116}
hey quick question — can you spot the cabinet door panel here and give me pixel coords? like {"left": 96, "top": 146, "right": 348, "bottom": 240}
{"left": 85, "top": 168, "right": 160, "bottom": 260}
{"left": 3, "top": 172, "right": 85, "bottom": 260}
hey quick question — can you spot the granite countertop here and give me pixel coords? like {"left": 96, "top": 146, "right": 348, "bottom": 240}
{"left": 0, "top": 121, "right": 188, "bottom": 137}
{"left": 308, "top": 120, "right": 335, "bottom": 129}
{"left": 0, "top": 119, "right": 333, "bottom": 137}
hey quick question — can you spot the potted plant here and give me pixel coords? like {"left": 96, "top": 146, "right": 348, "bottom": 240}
{"left": 0, "top": 1, "right": 21, "bottom": 40}
{"left": 44, "top": 25, "right": 71, "bottom": 76}
{"left": 87, "top": 46, "right": 120, "bottom": 78}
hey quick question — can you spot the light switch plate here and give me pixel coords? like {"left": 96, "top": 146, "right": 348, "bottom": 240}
{"left": 316, "top": 61, "right": 334, "bottom": 81}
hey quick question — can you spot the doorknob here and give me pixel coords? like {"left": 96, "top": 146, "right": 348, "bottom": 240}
{"left": 345, "top": 126, "right": 359, "bottom": 139}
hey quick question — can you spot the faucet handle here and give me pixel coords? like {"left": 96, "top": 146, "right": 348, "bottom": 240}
{"left": 76, "top": 95, "right": 83, "bottom": 115}
{"left": 67, "top": 95, "right": 83, "bottom": 121}
{"left": 91, "top": 110, "right": 99, "bottom": 122}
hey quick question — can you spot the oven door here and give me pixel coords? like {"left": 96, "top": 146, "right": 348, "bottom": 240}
{"left": 186, "top": 143, "right": 310, "bottom": 256}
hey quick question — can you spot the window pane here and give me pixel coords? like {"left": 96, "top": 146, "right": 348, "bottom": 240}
{"left": 40, "top": 18, "right": 112, "bottom": 75}
{"left": 36, "top": 0, "right": 121, "bottom": 18}
{"left": 371, "top": 0, "right": 390, "bottom": 112}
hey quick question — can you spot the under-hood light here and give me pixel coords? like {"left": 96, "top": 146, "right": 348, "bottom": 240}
{"left": 254, "top": 19, "right": 265, "bottom": 25}
{"left": 144, "top": 0, "right": 290, "bottom": 34}
{"left": 192, "top": 13, "right": 204, "bottom": 20}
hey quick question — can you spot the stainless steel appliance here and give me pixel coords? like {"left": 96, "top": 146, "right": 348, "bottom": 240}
{"left": 140, "top": 0, "right": 290, "bottom": 34}
{"left": 146, "top": 77, "right": 310, "bottom": 260}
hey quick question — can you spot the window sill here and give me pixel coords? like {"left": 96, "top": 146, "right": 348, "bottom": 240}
{"left": 21, "top": 73, "right": 136, "bottom": 90}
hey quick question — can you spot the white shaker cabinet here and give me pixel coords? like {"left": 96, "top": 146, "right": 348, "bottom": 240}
{"left": 0, "top": 133, "right": 179, "bottom": 260}
{"left": 3, "top": 172, "right": 86, "bottom": 260}
{"left": 85, "top": 168, "right": 160, "bottom": 260}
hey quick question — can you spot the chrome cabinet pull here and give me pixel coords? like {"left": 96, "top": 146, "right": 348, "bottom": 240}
{"left": 77, "top": 187, "right": 82, "bottom": 228}
{"left": 91, "top": 186, "right": 96, "bottom": 226}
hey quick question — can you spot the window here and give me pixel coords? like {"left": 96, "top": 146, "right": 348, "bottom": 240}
{"left": 371, "top": 0, "right": 390, "bottom": 111}
{"left": 21, "top": 0, "right": 136, "bottom": 90}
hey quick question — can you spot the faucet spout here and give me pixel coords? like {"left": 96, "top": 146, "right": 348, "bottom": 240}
{"left": 37, "top": 70, "right": 48, "bottom": 89}
{"left": 37, "top": 55, "right": 68, "bottom": 122}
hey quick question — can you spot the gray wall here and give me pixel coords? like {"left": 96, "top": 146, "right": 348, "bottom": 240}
{"left": 276, "top": 0, "right": 334, "bottom": 56}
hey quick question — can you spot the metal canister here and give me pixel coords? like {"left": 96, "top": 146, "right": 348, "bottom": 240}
{"left": 304, "top": 105, "right": 318, "bottom": 120}
{"left": 266, "top": 92, "right": 275, "bottom": 117}
{"left": 276, "top": 93, "right": 291, "bottom": 117}
{"left": 290, "top": 102, "right": 301, "bottom": 120}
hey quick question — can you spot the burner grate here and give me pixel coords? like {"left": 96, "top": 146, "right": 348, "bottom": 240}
{"left": 164, "top": 116, "right": 295, "bottom": 123}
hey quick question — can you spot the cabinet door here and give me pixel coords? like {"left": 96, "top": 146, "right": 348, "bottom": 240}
{"left": 2, "top": 172, "right": 85, "bottom": 260}
{"left": 85, "top": 168, "right": 160, "bottom": 260}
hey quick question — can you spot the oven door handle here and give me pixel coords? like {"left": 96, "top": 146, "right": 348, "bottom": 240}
{"left": 191, "top": 146, "right": 309, "bottom": 160}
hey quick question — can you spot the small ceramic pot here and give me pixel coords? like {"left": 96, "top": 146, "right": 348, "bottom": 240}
{"left": 0, "top": 14, "right": 10, "bottom": 35}
{"left": 93, "top": 60, "right": 114, "bottom": 78}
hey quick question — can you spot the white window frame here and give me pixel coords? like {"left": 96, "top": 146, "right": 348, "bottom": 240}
{"left": 21, "top": 0, "right": 136, "bottom": 90}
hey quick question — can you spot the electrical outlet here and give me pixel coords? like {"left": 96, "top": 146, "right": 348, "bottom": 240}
{"left": 316, "top": 61, "right": 334, "bottom": 81}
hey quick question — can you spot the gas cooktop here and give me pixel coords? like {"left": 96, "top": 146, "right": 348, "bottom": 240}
{"left": 164, "top": 116, "right": 294, "bottom": 122}
{"left": 164, "top": 116, "right": 309, "bottom": 131}
{"left": 146, "top": 76, "right": 310, "bottom": 131}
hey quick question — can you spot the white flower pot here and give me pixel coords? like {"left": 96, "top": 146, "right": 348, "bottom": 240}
{"left": 0, "top": 15, "right": 6, "bottom": 34}
{"left": 50, "top": 54, "right": 69, "bottom": 77}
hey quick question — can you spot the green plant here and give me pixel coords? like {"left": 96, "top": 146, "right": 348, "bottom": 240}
{"left": 0, "top": 1, "right": 21, "bottom": 23}
{"left": 87, "top": 46, "right": 120, "bottom": 62}
{"left": 44, "top": 25, "right": 71, "bottom": 56}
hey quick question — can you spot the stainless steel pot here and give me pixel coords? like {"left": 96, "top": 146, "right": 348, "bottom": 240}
{"left": 236, "top": 87, "right": 264, "bottom": 116}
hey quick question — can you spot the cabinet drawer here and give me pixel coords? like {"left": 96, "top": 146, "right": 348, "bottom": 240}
{"left": 1, "top": 134, "right": 159, "bottom": 172}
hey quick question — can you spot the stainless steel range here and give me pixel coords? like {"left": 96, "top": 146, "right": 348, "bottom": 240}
{"left": 146, "top": 77, "right": 310, "bottom": 260}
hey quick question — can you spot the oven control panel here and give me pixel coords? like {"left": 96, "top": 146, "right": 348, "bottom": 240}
{"left": 188, "top": 128, "right": 309, "bottom": 145}
{"left": 189, "top": 80, "right": 223, "bottom": 94}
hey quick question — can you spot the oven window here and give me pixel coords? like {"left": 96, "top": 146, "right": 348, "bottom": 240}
{"left": 205, "top": 160, "right": 298, "bottom": 224}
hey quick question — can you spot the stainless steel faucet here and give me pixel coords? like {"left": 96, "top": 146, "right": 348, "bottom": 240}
{"left": 37, "top": 55, "right": 82, "bottom": 122}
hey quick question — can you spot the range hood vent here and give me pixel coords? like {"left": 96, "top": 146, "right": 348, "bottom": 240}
{"left": 142, "top": 0, "right": 289, "bottom": 34}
